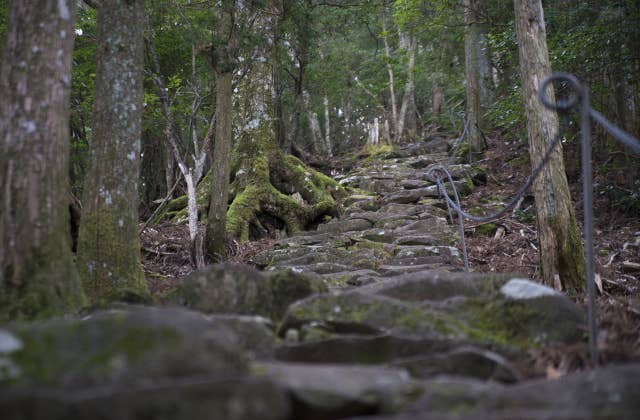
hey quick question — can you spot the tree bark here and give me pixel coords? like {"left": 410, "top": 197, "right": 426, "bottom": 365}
{"left": 323, "top": 94, "right": 333, "bottom": 157}
{"left": 382, "top": 12, "right": 398, "bottom": 142}
{"left": 474, "top": 0, "right": 492, "bottom": 108}
{"left": 77, "top": 0, "right": 150, "bottom": 304}
{"left": 0, "top": 0, "right": 86, "bottom": 320}
{"left": 464, "top": 0, "right": 483, "bottom": 157}
{"left": 205, "top": 0, "right": 237, "bottom": 262}
{"left": 397, "top": 34, "right": 417, "bottom": 141}
{"left": 514, "top": 0, "right": 585, "bottom": 293}
{"left": 206, "top": 70, "right": 234, "bottom": 262}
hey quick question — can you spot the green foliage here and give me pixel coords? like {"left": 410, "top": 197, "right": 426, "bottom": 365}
{"left": 69, "top": 5, "right": 98, "bottom": 196}
{"left": 514, "top": 208, "right": 535, "bottom": 225}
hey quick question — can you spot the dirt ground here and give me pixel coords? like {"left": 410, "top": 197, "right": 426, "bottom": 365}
{"left": 141, "top": 133, "right": 639, "bottom": 374}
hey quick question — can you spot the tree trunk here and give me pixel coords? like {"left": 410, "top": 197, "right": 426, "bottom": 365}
{"left": 323, "top": 94, "right": 333, "bottom": 157}
{"left": 273, "top": 56, "right": 288, "bottom": 153}
{"left": 0, "top": 0, "right": 86, "bottom": 320}
{"left": 382, "top": 12, "right": 398, "bottom": 142}
{"left": 397, "top": 34, "right": 417, "bottom": 142}
{"left": 514, "top": 0, "right": 585, "bottom": 293}
{"left": 475, "top": 0, "right": 492, "bottom": 108}
{"left": 77, "top": 0, "right": 149, "bottom": 304}
{"left": 226, "top": 122, "right": 342, "bottom": 242}
{"left": 432, "top": 82, "right": 444, "bottom": 115}
{"left": 289, "top": 83, "right": 303, "bottom": 152}
{"left": 206, "top": 71, "right": 234, "bottom": 262}
{"left": 205, "top": 0, "right": 237, "bottom": 263}
{"left": 464, "top": 0, "right": 483, "bottom": 157}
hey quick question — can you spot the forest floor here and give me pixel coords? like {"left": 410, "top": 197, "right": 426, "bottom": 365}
{"left": 141, "top": 132, "right": 640, "bottom": 373}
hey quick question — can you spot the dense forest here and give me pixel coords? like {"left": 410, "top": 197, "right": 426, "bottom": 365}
{"left": 1, "top": 1, "right": 639, "bottom": 419}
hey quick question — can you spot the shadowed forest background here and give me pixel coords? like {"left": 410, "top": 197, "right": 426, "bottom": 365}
{"left": 1, "top": 0, "right": 639, "bottom": 418}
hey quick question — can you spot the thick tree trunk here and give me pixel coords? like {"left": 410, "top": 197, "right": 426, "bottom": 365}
{"left": 77, "top": 0, "right": 150, "bottom": 304}
{"left": 0, "top": 0, "right": 86, "bottom": 320}
{"left": 226, "top": 122, "right": 342, "bottom": 242}
{"left": 289, "top": 86, "right": 303, "bottom": 152}
{"left": 205, "top": 0, "right": 237, "bottom": 263}
{"left": 464, "top": 0, "right": 483, "bottom": 157}
{"left": 206, "top": 71, "right": 234, "bottom": 262}
{"left": 273, "top": 60, "right": 288, "bottom": 153}
{"left": 514, "top": 0, "right": 585, "bottom": 293}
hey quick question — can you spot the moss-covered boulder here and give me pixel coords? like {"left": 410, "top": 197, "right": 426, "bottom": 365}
{"left": 173, "top": 264, "right": 327, "bottom": 321}
{"left": 0, "top": 306, "right": 291, "bottom": 420}
{"left": 379, "top": 364, "right": 640, "bottom": 420}
{"left": 0, "top": 306, "right": 247, "bottom": 388}
{"left": 279, "top": 275, "right": 585, "bottom": 351}
{"left": 391, "top": 346, "right": 520, "bottom": 383}
{"left": 259, "top": 362, "right": 421, "bottom": 418}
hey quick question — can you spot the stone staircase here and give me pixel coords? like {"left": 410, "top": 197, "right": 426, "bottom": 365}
{"left": 2, "top": 136, "right": 639, "bottom": 419}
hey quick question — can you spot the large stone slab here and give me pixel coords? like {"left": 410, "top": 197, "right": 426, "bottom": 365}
{"left": 1, "top": 377, "right": 290, "bottom": 420}
{"left": 173, "top": 264, "right": 326, "bottom": 321}
{"left": 260, "top": 362, "right": 420, "bottom": 418}
{"left": 0, "top": 306, "right": 291, "bottom": 419}
{"left": 346, "top": 364, "right": 640, "bottom": 420}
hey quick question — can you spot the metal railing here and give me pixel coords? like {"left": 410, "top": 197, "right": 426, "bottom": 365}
{"left": 428, "top": 73, "right": 640, "bottom": 366}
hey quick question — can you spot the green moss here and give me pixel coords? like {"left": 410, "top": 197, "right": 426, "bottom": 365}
{"left": 226, "top": 184, "right": 263, "bottom": 241}
{"left": 456, "top": 297, "right": 570, "bottom": 350}
{"left": 0, "top": 219, "right": 86, "bottom": 322}
{"left": 349, "top": 240, "right": 388, "bottom": 251}
{"left": 77, "top": 210, "right": 150, "bottom": 306}
{"left": 323, "top": 275, "right": 352, "bottom": 288}
{"left": 454, "top": 142, "right": 470, "bottom": 162}
{"left": 360, "top": 143, "right": 394, "bottom": 161}
{"left": 268, "top": 270, "right": 327, "bottom": 320}
{"left": 476, "top": 223, "right": 498, "bottom": 236}
{"left": 507, "top": 155, "right": 528, "bottom": 168}
{"left": 7, "top": 321, "right": 182, "bottom": 386}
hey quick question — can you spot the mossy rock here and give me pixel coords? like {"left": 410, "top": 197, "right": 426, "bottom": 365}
{"left": 392, "top": 364, "right": 640, "bottom": 419}
{"left": 0, "top": 305, "right": 247, "bottom": 388}
{"left": 279, "top": 277, "right": 585, "bottom": 351}
{"left": 173, "top": 264, "right": 327, "bottom": 321}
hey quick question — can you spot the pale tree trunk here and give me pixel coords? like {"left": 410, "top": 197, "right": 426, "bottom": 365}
{"left": 146, "top": 28, "right": 210, "bottom": 268}
{"left": 0, "top": 0, "right": 86, "bottom": 320}
{"left": 77, "top": 0, "right": 150, "bottom": 304}
{"left": 432, "top": 82, "right": 444, "bottom": 115}
{"left": 383, "top": 119, "right": 391, "bottom": 143}
{"left": 397, "top": 34, "right": 417, "bottom": 141}
{"left": 344, "top": 82, "right": 353, "bottom": 143}
{"left": 464, "top": 0, "right": 483, "bottom": 157}
{"left": 308, "top": 111, "right": 323, "bottom": 154}
{"left": 514, "top": 0, "right": 585, "bottom": 293}
{"left": 382, "top": 12, "right": 398, "bottom": 142}
{"left": 165, "top": 142, "right": 175, "bottom": 195}
{"left": 323, "top": 94, "right": 333, "bottom": 157}
{"left": 368, "top": 117, "right": 380, "bottom": 146}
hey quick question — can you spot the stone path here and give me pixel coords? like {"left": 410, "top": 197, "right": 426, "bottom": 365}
{"left": 253, "top": 137, "right": 472, "bottom": 284}
{"left": 2, "top": 136, "right": 639, "bottom": 419}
